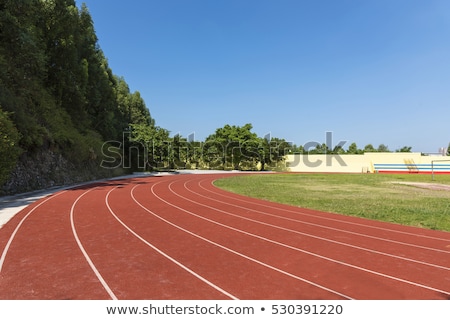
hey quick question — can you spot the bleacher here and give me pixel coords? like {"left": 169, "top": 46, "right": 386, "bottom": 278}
{"left": 373, "top": 161, "right": 450, "bottom": 174}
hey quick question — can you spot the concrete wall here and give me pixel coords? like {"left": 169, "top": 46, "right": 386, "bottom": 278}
{"left": 286, "top": 153, "right": 450, "bottom": 173}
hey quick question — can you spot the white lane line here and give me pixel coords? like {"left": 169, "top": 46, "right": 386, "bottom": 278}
{"left": 107, "top": 186, "right": 238, "bottom": 300}
{"left": 70, "top": 188, "right": 118, "bottom": 300}
{"left": 205, "top": 178, "right": 450, "bottom": 242}
{"left": 183, "top": 180, "right": 450, "bottom": 269}
{"left": 161, "top": 180, "right": 450, "bottom": 297}
{"left": 0, "top": 191, "right": 66, "bottom": 273}
{"left": 201, "top": 179, "right": 450, "bottom": 248}
{"left": 137, "top": 182, "right": 354, "bottom": 300}
{"left": 185, "top": 180, "right": 450, "bottom": 270}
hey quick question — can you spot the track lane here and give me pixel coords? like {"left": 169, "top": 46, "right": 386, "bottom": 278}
{"left": 183, "top": 178, "right": 450, "bottom": 274}
{"left": 0, "top": 191, "right": 66, "bottom": 273}
{"left": 202, "top": 176, "right": 450, "bottom": 245}
{"left": 151, "top": 176, "right": 449, "bottom": 299}
{"left": 126, "top": 181, "right": 351, "bottom": 299}
{"left": 0, "top": 187, "right": 112, "bottom": 299}
{"left": 70, "top": 187, "right": 117, "bottom": 300}
{"left": 187, "top": 184, "right": 450, "bottom": 273}
{"left": 187, "top": 177, "right": 450, "bottom": 267}
{"left": 71, "top": 181, "right": 233, "bottom": 300}
{"left": 197, "top": 176, "right": 450, "bottom": 255}
{"left": 178, "top": 179, "right": 450, "bottom": 278}
{"left": 0, "top": 173, "right": 449, "bottom": 299}
{"left": 194, "top": 176, "right": 450, "bottom": 296}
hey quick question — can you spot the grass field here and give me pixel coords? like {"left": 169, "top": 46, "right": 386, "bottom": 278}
{"left": 214, "top": 173, "right": 450, "bottom": 232}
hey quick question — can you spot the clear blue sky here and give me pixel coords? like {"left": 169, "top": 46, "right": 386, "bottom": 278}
{"left": 79, "top": 0, "right": 450, "bottom": 153}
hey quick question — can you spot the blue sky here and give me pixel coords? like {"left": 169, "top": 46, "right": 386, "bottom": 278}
{"left": 79, "top": 0, "right": 450, "bottom": 153}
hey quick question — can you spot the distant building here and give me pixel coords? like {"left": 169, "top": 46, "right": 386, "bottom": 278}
{"left": 286, "top": 152, "right": 450, "bottom": 174}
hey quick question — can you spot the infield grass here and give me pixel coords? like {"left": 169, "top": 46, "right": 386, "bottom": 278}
{"left": 214, "top": 173, "right": 450, "bottom": 232}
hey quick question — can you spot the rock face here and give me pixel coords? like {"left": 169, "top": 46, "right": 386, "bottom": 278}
{"left": 1, "top": 150, "right": 121, "bottom": 195}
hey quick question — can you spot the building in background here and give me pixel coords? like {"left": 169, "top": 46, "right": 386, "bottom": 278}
{"left": 286, "top": 153, "right": 450, "bottom": 174}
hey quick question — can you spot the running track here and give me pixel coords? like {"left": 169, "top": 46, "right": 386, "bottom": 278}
{"left": 0, "top": 173, "right": 449, "bottom": 300}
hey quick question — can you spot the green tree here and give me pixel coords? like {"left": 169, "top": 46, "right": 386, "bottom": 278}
{"left": 204, "top": 124, "right": 260, "bottom": 170}
{"left": 347, "top": 142, "right": 362, "bottom": 154}
{"left": 396, "top": 146, "right": 412, "bottom": 152}
{"left": 170, "top": 134, "right": 189, "bottom": 169}
{"left": 0, "top": 0, "right": 49, "bottom": 149}
{"left": 289, "top": 144, "right": 305, "bottom": 154}
{"left": 259, "top": 137, "right": 291, "bottom": 170}
{"left": 129, "top": 123, "right": 170, "bottom": 171}
{"left": 0, "top": 107, "right": 21, "bottom": 185}
{"left": 115, "top": 76, "right": 154, "bottom": 129}
{"left": 363, "top": 144, "right": 376, "bottom": 153}
{"left": 377, "top": 144, "right": 390, "bottom": 152}
{"left": 42, "top": 0, "right": 90, "bottom": 128}
{"left": 0, "top": 0, "right": 162, "bottom": 191}
{"left": 309, "top": 143, "right": 329, "bottom": 154}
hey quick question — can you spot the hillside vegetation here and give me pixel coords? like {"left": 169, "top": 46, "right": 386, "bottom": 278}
{"left": 0, "top": 0, "right": 153, "bottom": 193}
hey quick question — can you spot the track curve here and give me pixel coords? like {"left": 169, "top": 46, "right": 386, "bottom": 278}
{"left": 0, "top": 173, "right": 449, "bottom": 300}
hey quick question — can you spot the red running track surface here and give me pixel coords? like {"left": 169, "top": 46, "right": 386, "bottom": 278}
{"left": 0, "top": 173, "right": 449, "bottom": 300}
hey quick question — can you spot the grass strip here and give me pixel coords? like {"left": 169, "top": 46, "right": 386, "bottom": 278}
{"left": 214, "top": 173, "right": 450, "bottom": 232}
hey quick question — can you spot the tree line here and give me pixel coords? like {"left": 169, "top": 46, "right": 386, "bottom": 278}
{"left": 289, "top": 142, "right": 413, "bottom": 155}
{"left": 114, "top": 123, "right": 416, "bottom": 172}
{"left": 108, "top": 123, "right": 291, "bottom": 171}
{"left": 0, "top": 0, "right": 289, "bottom": 187}
{"left": 0, "top": 0, "right": 436, "bottom": 190}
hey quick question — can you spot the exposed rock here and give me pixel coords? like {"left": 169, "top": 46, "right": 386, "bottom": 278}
{"left": 1, "top": 150, "right": 123, "bottom": 195}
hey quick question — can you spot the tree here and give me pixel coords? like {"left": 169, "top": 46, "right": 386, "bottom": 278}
{"left": 363, "top": 144, "right": 376, "bottom": 153}
{"left": 43, "top": 0, "right": 90, "bottom": 128}
{"left": 129, "top": 123, "right": 170, "bottom": 171}
{"left": 0, "top": 0, "right": 161, "bottom": 187}
{"left": 259, "top": 137, "right": 291, "bottom": 171}
{"left": 309, "top": 143, "right": 329, "bottom": 154}
{"left": 396, "top": 146, "right": 412, "bottom": 152}
{"left": 0, "top": 107, "right": 21, "bottom": 185}
{"left": 204, "top": 124, "right": 260, "bottom": 170}
{"left": 377, "top": 144, "right": 390, "bottom": 152}
{"left": 347, "top": 142, "right": 362, "bottom": 154}
{"left": 289, "top": 144, "right": 305, "bottom": 154}
{"left": 170, "top": 134, "right": 187, "bottom": 169}
{"left": 0, "top": 0, "right": 49, "bottom": 149}
{"left": 115, "top": 76, "right": 154, "bottom": 129}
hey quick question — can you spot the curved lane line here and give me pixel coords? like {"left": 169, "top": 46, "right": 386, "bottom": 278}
{"left": 0, "top": 191, "right": 67, "bottom": 273}
{"left": 199, "top": 179, "right": 450, "bottom": 251}
{"left": 106, "top": 186, "right": 238, "bottom": 300}
{"left": 141, "top": 181, "right": 354, "bottom": 300}
{"left": 205, "top": 177, "right": 450, "bottom": 242}
{"left": 183, "top": 180, "right": 450, "bottom": 270}
{"left": 70, "top": 188, "right": 118, "bottom": 300}
{"left": 163, "top": 179, "right": 450, "bottom": 297}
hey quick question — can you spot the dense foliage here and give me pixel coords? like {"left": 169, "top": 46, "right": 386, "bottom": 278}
{"left": 0, "top": 0, "right": 153, "bottom": 187}
{"left": 289, "top": 142, "right": 413, "bottom": 155}
{"left": 0, "top": 106, "right": 21, "bottom": 184}
{"left": 125, "top": 123, "right": 290, "bottom": 171}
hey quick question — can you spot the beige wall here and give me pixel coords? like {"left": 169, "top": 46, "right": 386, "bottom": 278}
{"left": 286, "top": 153, "right": 450, "bottom": 173}
{"left": 286, "top": 154, "right": 370, "bottom": 173}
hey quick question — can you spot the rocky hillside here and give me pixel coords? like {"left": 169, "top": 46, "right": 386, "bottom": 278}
{"left": 0, "top": 0, "right": 153, "bottom": 194}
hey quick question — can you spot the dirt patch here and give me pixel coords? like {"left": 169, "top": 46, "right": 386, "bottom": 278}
{"left": 394, "top": 182, "right": 450, "bottom": 191}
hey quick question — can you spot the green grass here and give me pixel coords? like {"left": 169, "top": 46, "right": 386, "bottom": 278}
{"left": 214, "top": 173, "right": 450, "bottom": 232}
